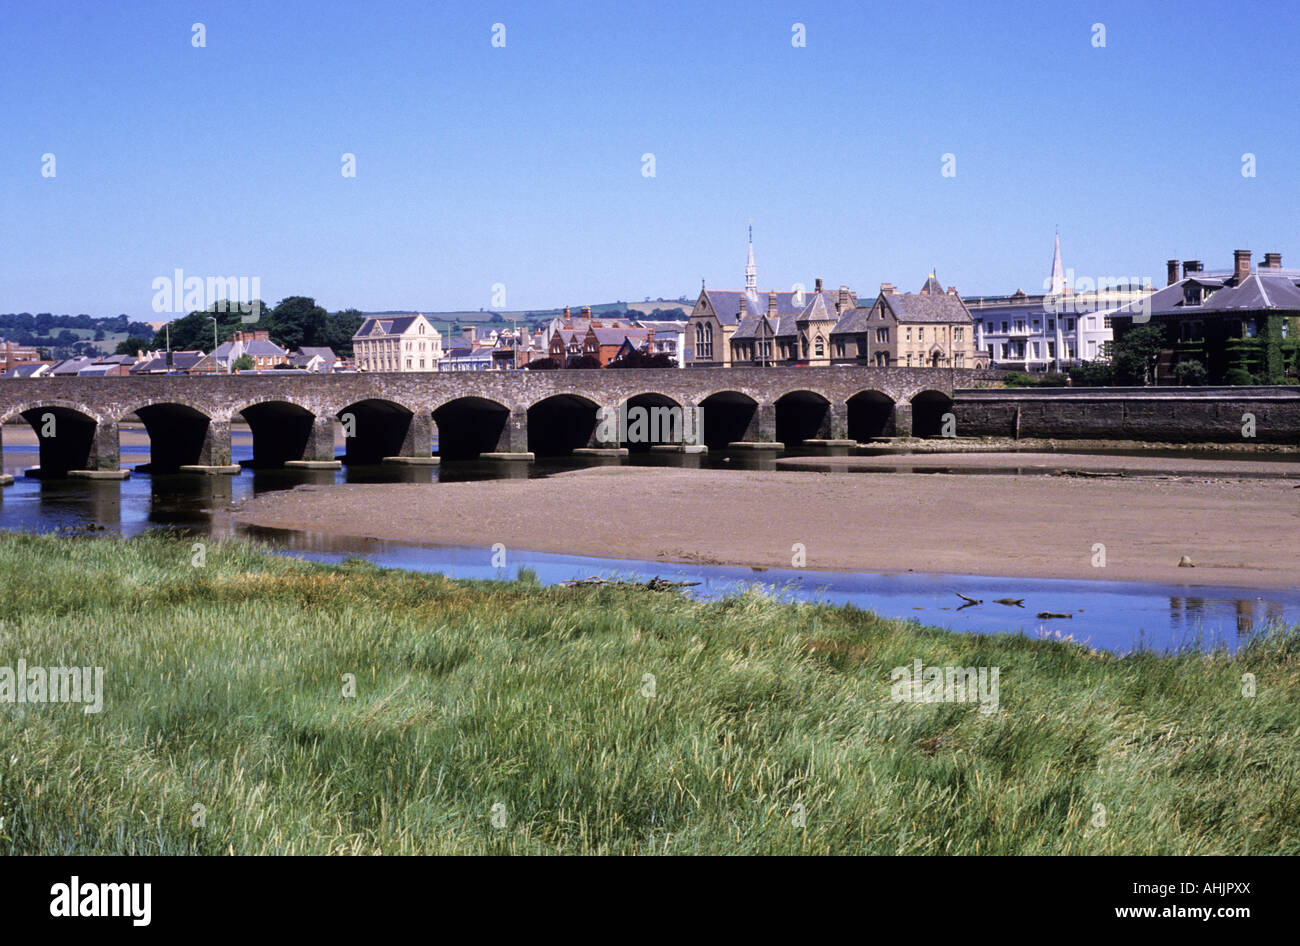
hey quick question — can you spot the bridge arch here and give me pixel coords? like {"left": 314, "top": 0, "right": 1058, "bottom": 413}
{"left": 527, "top": 393, "right": 601, "bottom": 457}
{"left": 616, "top": 392, "right": 688, "bottom": 452}
{"left": 697, "top": 390, "right": 759, "bottom": 449}
{"left": 775, "top": 389, "right": 833, "bottom": 447}
{"left": 434, "top": 396, "right": 512, "bottom": 460}
{"left": 5, "top": 403, "right": 104, "bottom": 477}
{"left": 910, "top": 389, "right": 955, "bottom": 438}
{"left": 123, "top": 401, "right": 217, "bottom": 472}
{"left": 234, "top": 399, "right": 327, "bottom": 468}
{"left": 336, "top": 398, "right": 425, "bottom": 465}
{"left": 846, "top": 390, "right": 896, "bottom": 441}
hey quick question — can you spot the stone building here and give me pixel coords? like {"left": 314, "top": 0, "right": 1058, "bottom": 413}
{"left": 1109, "top": 249, "right": 1300, "bottom": 384}
{"left": 352, "top": 313, "right": 443, "bottom": 372}
{"left": 686, "top": 228, "right": 857, "bottom": 367}
{"left": 829, "top": 276, "right": 983, "bottom": 368}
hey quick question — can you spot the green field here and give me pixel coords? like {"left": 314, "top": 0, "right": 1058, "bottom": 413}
{"left": 0, "top": 532, "right": 1296, "bottom": 855}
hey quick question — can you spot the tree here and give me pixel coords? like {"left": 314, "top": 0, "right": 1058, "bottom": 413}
{"left": 525, "top": 357, "right": 560, "bottom": 370}
{"left": 116, "top": 337, "right": 151, "bottom": 356}
{"left": 608, "top": 350, "right": 675, "bottom": 369}
{"left": 232, "top": 354, "right": 255, "bottom": 372}
{"left": 1173, "top": 360, "right": 1208, "bottom": 386}
{"left": 1110, "top": 323, "right": 1166, "bottom": 385}
{"left": 564, "top": 354, "right": 601, "bottom": 369}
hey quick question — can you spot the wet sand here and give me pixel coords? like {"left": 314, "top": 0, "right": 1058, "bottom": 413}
{"left": 229, "top": 462, "right": 1300, "bottom": 590}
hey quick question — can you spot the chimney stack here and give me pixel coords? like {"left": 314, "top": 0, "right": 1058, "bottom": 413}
{"left": 1182, "top": 260, "right": 1202, "bottom": 279}
{"left": 1233, "top": 249, "right": 1251, "bottom": 283}
{"left": 767, "top": 291, "right": 778, "bottom": 317}
{"left": 947, "top": 286, "right": 958, "bottom": 296}
{"left": 880, "top": 282, "right": 896, "bottom": 295}
{"left": 1263, "top": 252, "right": 1283, "bottom": 270}
{"left": 814, "top": 278, "right": 823, "bottom": 292}
{"left": 837, "top": 285, "right": 851, "bottom": 313}
{"left": 580, "top": 306, "right": 591, "bottom": 319}
{"left": 1167, "top": 260, "right": 1180, "bottom": 285}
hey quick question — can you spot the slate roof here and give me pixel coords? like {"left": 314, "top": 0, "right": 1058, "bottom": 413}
{"left": 3, "top": 363, "right": 50, "bottom": 378}
{"left": 355, "top": 315, "right": 423, "bottom": 337}
{"left": 829, "top": 307, "right": 875, "bottom": 335}
{"left": 881, "top": 292, "right": 973, "bottom": 324}
{"left": 51, "top": 357, "right": 95, "bottom": 375}
{"left": 702, "top": 289, "right": 853, "bottom": 325}
{"left": 1111, "top": 272, "right": 1300, "bottom": 318}
{"left": 920, "top": 274, "right": 945, "bottom": 294}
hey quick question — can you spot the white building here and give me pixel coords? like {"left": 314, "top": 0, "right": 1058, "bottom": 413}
{"left": 352, "top": 313, "right": 443, "bottom": 372}
{"left": 964, "top": 234, "right": 1153, "bottom": 371}
{"left": 633, "top": 320, "right": 689, "bottom": 367}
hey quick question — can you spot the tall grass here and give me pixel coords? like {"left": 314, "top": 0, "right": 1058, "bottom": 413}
{"left": 0, "top": 532, "right": 1296, "bottom": 854}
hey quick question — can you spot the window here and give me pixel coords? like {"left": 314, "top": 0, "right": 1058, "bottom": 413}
{"left": 1031, "top": 342, "right": 1040, "bottom": 359}
{"left": 876, "top": 327, "right": 889, "bottom": 343}
{"left": 834, "top": 338, "right": 845, "bottom": 358}
{"left": 918, "top": 327, "right": 924, "bottom": 342}
{"left": 1001, "top": 322, "right": 1009, "bottom": 333}
{"left": 906, "top": 328, "right": 912, "bottom": 342}
{"left": 1103, "top": 316, "right": 1112, "bottom": 328}
{"left": 814, "top": 336, "right": 825, "bottom": 357}
{"left": 1065, "top": 318, "right": 1075, "bottom": 330}
{"left": 1048, "top": 319, "right": 1055, "bottom": 331}
{"left": 1014, "top": 320, "right": 1025, "bottom": 333}
{"left": 1183, "top": 285, "right": 1202, "bottom": 306}
{"left": 405, "top": 358, "right": 412, "bottom": 369}
{"left": 954, "top": 327, "right": 963, "bottom": 341}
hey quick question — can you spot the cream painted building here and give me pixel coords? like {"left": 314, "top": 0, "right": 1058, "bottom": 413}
{"left": 352, "top": 313, "right": 444, "bottom": 372}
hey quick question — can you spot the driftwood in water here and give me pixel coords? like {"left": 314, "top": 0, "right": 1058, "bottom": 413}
{"left": 1037, "top": 611, "right": 1073, "bottom": 620}
{"left": 993, "top": 598, "right": 1025, "bottom": 607}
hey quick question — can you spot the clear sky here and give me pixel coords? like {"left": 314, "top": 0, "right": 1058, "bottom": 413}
{"left": 3, "top": 0, "right": 1299, "bottom": 318}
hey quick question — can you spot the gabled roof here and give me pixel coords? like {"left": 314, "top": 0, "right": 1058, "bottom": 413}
{"left": 829, "top": 306, "right": 875, "bottom": 335}
{"left": 731, "top": 315, "right": 772, "bottom": 340}
{"left": 3, "top": 363, "right": 51, "bottom": 378}
{"left": 1111, "top": 272, "right": 1300, "bottom": 318}
{"left": 296, "top": 346, "right": 336, "bottom": 360}
{"left": 355, "top": 315, "right": 424, "bottom": 338}
{"left": 701, "top": 289, "right": 852, "bottom": 325}
{"left": 881, "top": 292, "right": 973, "bottom": 323}
{"left": 920, "top": 274, "right": 944, "bottom": 294}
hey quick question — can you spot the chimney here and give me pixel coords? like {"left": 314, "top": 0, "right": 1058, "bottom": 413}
{"left": 1263, "top": 252, "right": 1282, "bottom": 270}
{"left": 1233, "top": 249, "right": 1251, "bottom": 283}
{"left": 767, "top": 291, "right": 777, "bottom": 317}
{"left": 580, "top": 306, "right": 591, "bottom": 319}
{"left": 837, "top": 285, "right": 851, "bottom": 313}
{"left": 1167, "top": 260, "right": 1180, "bottom": 285}
{"left": 814, "top": 278, "right": 823, "bottom": 292}
{"left": 463, "top": 325, "right": 476, "bottom": 342}
{"left": 1182, "top": 260, "right": 1202, "bottom": 279}
{"left": 880, "top": 282, "right": 896, "bottom": 295}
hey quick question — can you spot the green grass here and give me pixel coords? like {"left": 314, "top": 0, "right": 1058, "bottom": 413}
{"left": 0, "top": 532, "right": 1296, "bottom": 855}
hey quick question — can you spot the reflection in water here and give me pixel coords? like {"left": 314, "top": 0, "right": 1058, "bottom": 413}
{"left": 0, "top": 440, "right": 1296, "bottom": 654}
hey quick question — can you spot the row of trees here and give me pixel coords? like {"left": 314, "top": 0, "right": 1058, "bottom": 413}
{"left": 145, "top": 297, "right": 365, "bottom": 357}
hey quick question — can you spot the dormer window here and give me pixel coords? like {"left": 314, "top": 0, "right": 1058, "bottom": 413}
{"left": 1183, "top": 285, "right": 1203, "bottom": 306}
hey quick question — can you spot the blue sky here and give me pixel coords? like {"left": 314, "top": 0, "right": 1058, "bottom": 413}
{"left": 3, "top": 0, "right": 1299, "bottom": 318}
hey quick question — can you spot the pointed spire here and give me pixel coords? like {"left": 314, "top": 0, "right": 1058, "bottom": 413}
{"left": 1049, "top": 230, "right": 1065, "bottom": 295}
{"left": 745, "top": 224, "right": 757, "bottom": 293}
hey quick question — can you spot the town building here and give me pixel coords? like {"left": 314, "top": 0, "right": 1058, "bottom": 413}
{"left": 0, "top": 340, "right": 42, "bottom": 374}
{"left": 352, "top": 313, "right": 443, "bottom": 372}
{"left": 829, "top": 276, "right": 983, "bottom": 368}
{"left": 1109, "top": 250, "right": 1300, "bottom": 384}
{"left": 633, "top": 319, "right": 689, "bottom": 366}
{"left": 963, "top": 234, "right": 1152, "bottom": 370}
{"left": 288, "top": 347, "right": 340, "bottom": 373}
{"left": 213, "top": 330, "right": 289, "bottom": 372}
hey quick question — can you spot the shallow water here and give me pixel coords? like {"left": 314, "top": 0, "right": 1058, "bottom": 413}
{"left": 0, "top": 433, "right": 1295, "bottom": 654}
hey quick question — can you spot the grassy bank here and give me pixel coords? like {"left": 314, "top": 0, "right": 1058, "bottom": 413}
{"left": 0, "top": 532, "right": 1296, "bottom": 855}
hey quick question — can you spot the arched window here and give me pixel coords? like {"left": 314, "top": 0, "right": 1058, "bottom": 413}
{"left": 814, "top": 336, "right": 824, "bottom": 357}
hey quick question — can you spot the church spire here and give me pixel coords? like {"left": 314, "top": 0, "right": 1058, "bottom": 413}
{"left": 1049, "top": 228, "right": 1065, "bottom": 295}
{"left": 745, "top": 223, "right": 757, "bottom": 292}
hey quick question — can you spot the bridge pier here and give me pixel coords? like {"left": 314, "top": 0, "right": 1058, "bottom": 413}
{"left": 179, "top": 420, "right": 240, "bottom": 474}
{"left": 892, "top": 403, "right": 913, "bottom": 438}
{"left": 285, "top": 415, "right": 342, "bottom": 469}
{"left": 728, "top": 402, "right": 783, "bottom": 451}
{"left": 382, "top": 412, "right": 439, "bottom": 465}
{"left": 481, "top": 407, "right": 534, "bottom": 461}
{"left": 69, "top": 421, "right": 129, "bottom": 480}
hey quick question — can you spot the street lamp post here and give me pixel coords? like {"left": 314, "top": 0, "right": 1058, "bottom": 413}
{"left": 207, "top": 317, "right": 223, "bottom": 374}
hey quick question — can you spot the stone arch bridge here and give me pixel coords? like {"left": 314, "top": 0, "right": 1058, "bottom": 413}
{"left": 0, "top": 367, "right": 970, "bottom": 477}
